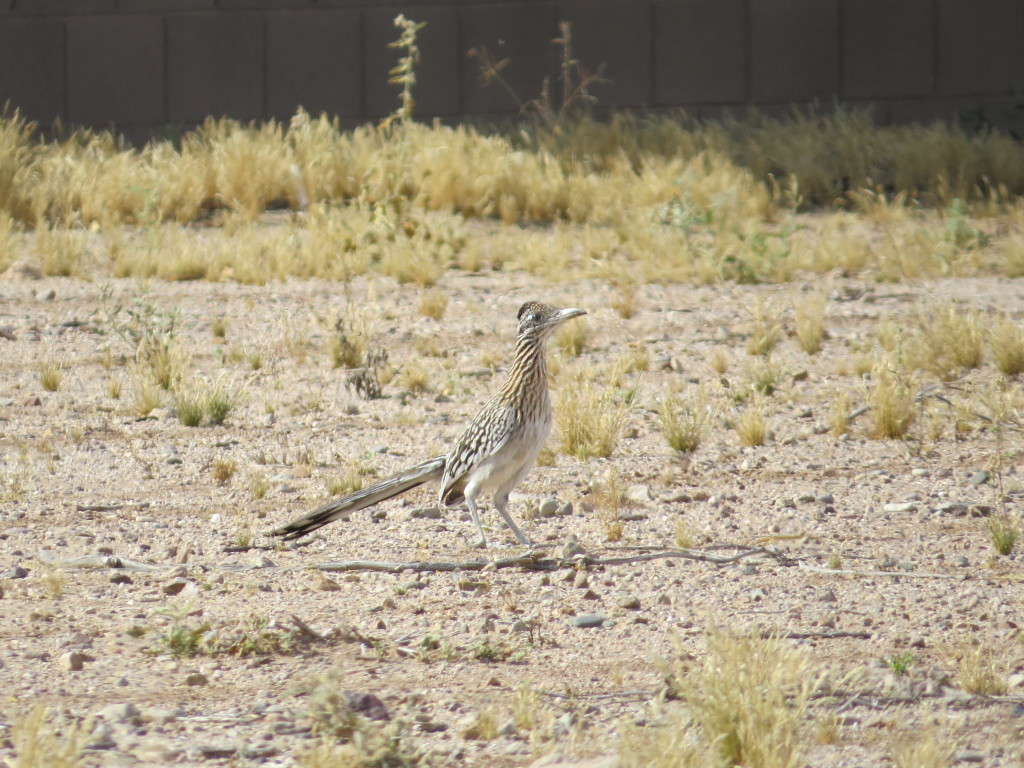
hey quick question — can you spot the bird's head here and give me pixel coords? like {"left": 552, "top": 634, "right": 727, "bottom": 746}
{"left": 516, "top": 302, "right": 587, "bottom": 339}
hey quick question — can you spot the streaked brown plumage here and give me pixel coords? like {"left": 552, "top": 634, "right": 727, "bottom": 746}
{"left": 271, "top": 301, "right": 587, "bottom": 548}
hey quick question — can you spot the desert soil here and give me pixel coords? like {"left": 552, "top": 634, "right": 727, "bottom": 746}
{"left": 0, "top": 252, "right": 1022, "bottom": 767}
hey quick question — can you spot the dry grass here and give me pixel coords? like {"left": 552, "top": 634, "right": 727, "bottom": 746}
{"left": 867, "top": 363, "right": 916, "bottom": 440}
{"left": 417, "top": 287, "right": 448, "bottom": 320}
{"left": 746, "top": 301, "right": 784, "bottom": 356}
{"left": 988, "top": 314, "right": 1024, "bottom": 376}
{"left": 625, "top": 631, "right": 826, "bottom": 768}
{"left": 556, "top": 369, "right": 630, "bottom": 459}
{"left": 793, "top": 293, "right": 827, "bottom": 355}
{"left": 658, "top": 385, "right": 711, "bottom": 453}
{"left": 38, "top": 359, "right": 63, "bottom": 391}
{"left": 954, "top": 643, "right": 1008, "bottom": 695}
{"left": 7, "top": 706, "right": 91, "bottom": 768}
{"left": 734, "top": 393, "right": 770, "bottom": 447}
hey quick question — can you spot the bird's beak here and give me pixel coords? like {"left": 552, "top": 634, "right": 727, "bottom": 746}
{"left": 550, "top": 308, "right": 587, "bottom": 326}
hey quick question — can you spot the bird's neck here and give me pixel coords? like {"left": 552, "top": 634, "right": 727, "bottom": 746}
{"left": 498, "top": 335, "right": 549, "bottom": 405}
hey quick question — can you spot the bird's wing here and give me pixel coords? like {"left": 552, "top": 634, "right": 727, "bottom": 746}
{"left": 439, "top": 402, "right": 517, "bottom": 505}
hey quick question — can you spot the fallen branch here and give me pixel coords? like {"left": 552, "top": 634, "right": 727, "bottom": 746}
{"left": 35, "top": 551, "right": 173, "bottom": 572}
{"left": 311, "top": 546, "right": 785, "bottom": 574}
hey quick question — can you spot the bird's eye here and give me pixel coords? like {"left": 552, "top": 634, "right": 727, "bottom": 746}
{"left": 528, "top": 312, "right": 539, "bottom": 323}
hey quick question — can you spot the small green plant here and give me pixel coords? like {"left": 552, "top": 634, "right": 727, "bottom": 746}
{"left": 826, "top": 552, "right": 843, "bottom": 569}
{"left": 152, "top": 603, "right": 209, "bottom": 658}
{"left": 988, "top": 515, "right": 1019, "bottom": 555}
{"left": 886, "top": 651, "right": 915, "bottom": 676}
{"left": 248, "top": 471, "right": 269, "bottom": 500}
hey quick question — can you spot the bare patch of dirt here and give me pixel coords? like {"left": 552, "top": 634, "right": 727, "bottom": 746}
{"left": 0, "top": 270, "right": 1022, "bottom": 767}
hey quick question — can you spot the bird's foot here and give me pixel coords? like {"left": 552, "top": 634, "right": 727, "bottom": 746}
{"left": 468, "top": 536, "right": 488, "bottom": 549}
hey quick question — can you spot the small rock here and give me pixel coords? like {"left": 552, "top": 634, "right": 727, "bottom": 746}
{"left": 625, "top": 484, "right": 653, "bottom": 504}
{"left": 59, "top": 651, "right": 87, "bottom": 671}
{"left": 97, "top": 702, "right": 141, "bottom": 724}
{"left": 820, "top": 588, "right": 837, "bottom": 603}
{"left": 538, "top": 498, "right": 560, "bottom": 518}
{"left": 740, "top": 564, "right": 757, "bottom": 576}
{"left": 555, "top": 501, "right": 574, "bottom": 516}
{"left": 510, "top": 619, "right": 530, "bottom": 633}
{"left": 370, "top": 509, "right": 387, "bottom": 521}
{"left": 911, "top": 468, "right": 930, "bottom": 477}
{"left": 161, "top": 579, "right": 190, "bottom": 596}
{"left": 569, "top": 614, "right": 608, "bottom": 628}
{"left": 185, "top": 672, "right": 209, "bottom": 686}
{"left": 953, "top": 555, "right": 969, "bottom": 567}
{"left": 109, "top": 573, "right": 133, "bottom": 585}
{"left": 750, "top": 588, "right": 767, "bottom": 601}
{"left": 344, "top": 691, "right": 390, "bottom": 721}
{"left": 616, "top": 595, "right": 641, "bottom": 610}
{"left": 406, "top": 506, "right": 442, "bottom": 520}
{"left": 314, "top": 572, "right": 342, "bottom": 592}
{"left": 1, "top": 260, "right": 43, "bottom": 280}
{"left": 968, "top": 470, "right": 990, "bottom": 487}
{"left": 581, "top": 588, "right": 600, "bottom": 601}
{"left": 883, "top": 502, "right": 916, "bottom": 513}
{"left": 953, "top": 752, "right": 985, "bottom": 764}
{"left": 817, "top": 493, "right": 835, "bottom": 504}
{"left": 657, "top": 594, "right": 672, "bottom": 606}
{"left": 87, "top": 722, "right": 117, "bottom": 750}
{"left": 3, "top": 566, "right": 29, "bottom": 579}
{"left": 572, "top": 572, "right": 589, "bottom": 589}
{"left": 560, "top": 538, "right": 586, "bottom": 559}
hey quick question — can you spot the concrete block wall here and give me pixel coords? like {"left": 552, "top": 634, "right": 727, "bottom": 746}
{"left": 1, "top": 0, "right": 1022, "bottom": 142}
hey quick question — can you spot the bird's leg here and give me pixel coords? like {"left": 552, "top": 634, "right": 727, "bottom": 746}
{"left": 494, "top": 492, "right": 533, "bottom": 547}
{"left": 465, "top": 496, "right": 488, "bottom": 549}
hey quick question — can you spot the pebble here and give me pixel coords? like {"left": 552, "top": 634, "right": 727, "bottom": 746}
{"left": 59, "top": 651, "right": 87, "bottom": 671}
{"left": 185, "top": 672, "right": 209, "bottom": 686}
{"left": 572, "top": 572, "right": 589, "bottom": 589}
{"left": 817, "top": 493, "right": 835, "bottom": 504}
{"left": 161, "top": 579, "right": 191, "bottom": 596}
{"left": 406, "top": 506, "right": 441, "bottom": 520}
{"left": 2, "top": 566, "right": 28, "bottom": 579}
{"left": 569, "top": 614, "right": 608, "bottom": 629}
{"left": 97, "top": 702, "right": 141, "bottom": 724}
{"left": 616, "top": 595, "right": 641, "bottom": 610}
{"left": 538, "top": 498, "right": 560, "bottom": 517}
{"left": 370, "top": 509, "right": 387, "bottom": 521}
{"left": 555, "top": 501, "right": 574, "bottom": 516}
{"left": 969, "top": 470, "right": 990, "bottom": 487}
{"left": 625, "top": 484, "right": 653, "bottom": 504}
{"left": 750, "top": 588, "right": 767, "bottom": 601}
{"left": 883, "top": 502, "right": 916, "bottom": 513}
{"left": 911, "top": 468, "right": 930, "bottom": 477}
{"left": 953, "top": 556, "right": 970, "bottom": 567}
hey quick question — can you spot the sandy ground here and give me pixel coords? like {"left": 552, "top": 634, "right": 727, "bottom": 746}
{"left": 0, "top": 264, "right": 1022, "bottom": 767}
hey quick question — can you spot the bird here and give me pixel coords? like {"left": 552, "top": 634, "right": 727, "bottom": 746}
{"left": 271, "top": 301, "right": 587, "bottom": 548}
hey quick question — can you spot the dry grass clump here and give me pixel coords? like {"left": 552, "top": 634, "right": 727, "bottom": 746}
{"left": 954, "top": 643, "right": 1008, "bottom": 695}
{"left": 418, "top": 287, "right": 448, "bottom": 319}
{"left": 658, "top": 385, "right": 712, "bottom": 453}
{"left": 867, "top": 363, "right": 916, "bottom": 440}
{"left": 906, "top": 304, "right": 984, "bottom": 379}
{"left": 793, "top": 293, "right": 827, "bottom": 355}
{"left": 38, "top": 359, "right": 63, "bottom": 392}
{"left": 746, "top": 301, "right": 784, "bottom": 356}
{"left": 890, "top": 724, "right": 955, "bottom": 768}
{"left": 734, "top": 393, "right": 770, "bottom": 447}
{"left": 988, "top": 314, "right": 1024, "bottom": 376}
{"left": 556, "top": 368, "right": 630, "bottom": 459}
{"left": 988, "top": 514, "right": 1019, "bottom": 556}
{"left": 7, "top": 706, "right": 91, "bottom": 768}
{"left": 622, "top": 631, "right": 825, "bottom": 768}
{"left": 173, "top": 375, "right": 244, "bottom": 427}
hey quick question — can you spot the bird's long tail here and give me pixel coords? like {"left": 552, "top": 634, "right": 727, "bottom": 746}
{"left": 270, "top": 456, "right": 446, "bottom": 540}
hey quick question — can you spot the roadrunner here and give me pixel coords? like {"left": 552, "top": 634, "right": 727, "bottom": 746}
{"left": 272, "top": 301, "right": 586, "bottom": 548}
